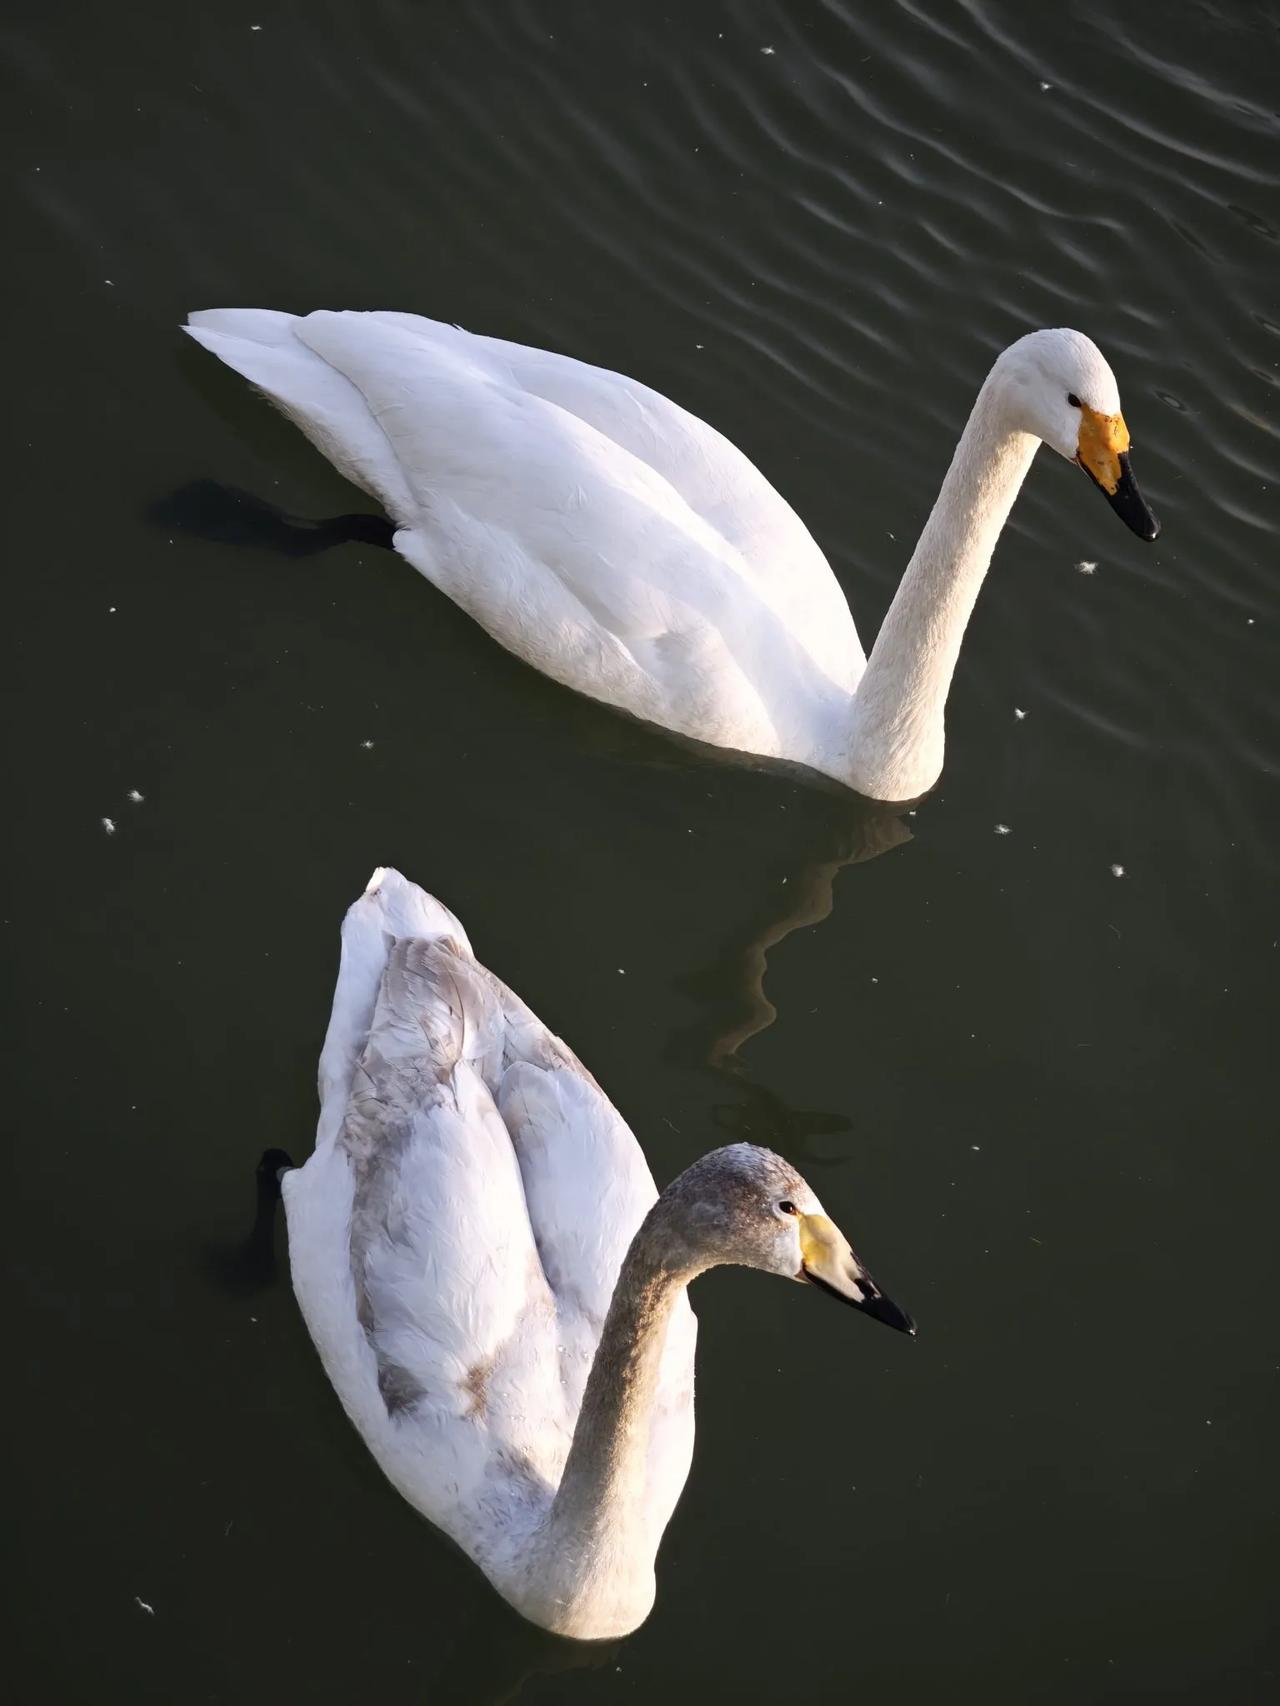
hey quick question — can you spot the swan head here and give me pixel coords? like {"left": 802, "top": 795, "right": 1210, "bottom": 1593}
{"left": 657, "top": 1143, "right": 915, "bottom": 1334}
{"left": 993, "top": 328, "right": 1160, "bottom": 541}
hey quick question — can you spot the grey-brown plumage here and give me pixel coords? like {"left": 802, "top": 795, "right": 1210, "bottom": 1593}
{"left": 284, "top": 869, "right": 913, "bottom": 1642}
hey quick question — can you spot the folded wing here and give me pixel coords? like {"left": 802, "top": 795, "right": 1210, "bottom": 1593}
{"left": 284, "top": 869, "right": 693, "bottom": 1557}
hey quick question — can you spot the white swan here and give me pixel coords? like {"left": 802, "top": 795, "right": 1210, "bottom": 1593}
{"left": 186, "top": 311, "right": 1157, "bottom": 801}
{"left": 283, "top": 867, "right": 913, "bottom": 1640}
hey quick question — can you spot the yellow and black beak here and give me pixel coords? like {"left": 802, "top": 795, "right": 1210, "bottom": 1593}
{"left": 798, "top": 1213, "right": 915, "bottom": 1336}
{"left": 1075, "top": 404, "right": 1160, "bottom": 541}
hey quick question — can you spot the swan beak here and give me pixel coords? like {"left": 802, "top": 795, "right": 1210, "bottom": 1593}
{"left": 798, "top": 1213, "right": 916, "bottom": 1335}
{"left": 1075, "top": 404, "right": 1160, "bottom": 541}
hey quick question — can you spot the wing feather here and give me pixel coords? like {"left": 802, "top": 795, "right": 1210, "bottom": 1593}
{"left": 284, "top": 870, "right": 696, "bottom": 1552}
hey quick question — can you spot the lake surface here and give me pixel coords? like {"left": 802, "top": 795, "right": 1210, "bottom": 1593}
{"left": 6, "top": 2, "right": 1277, "bottom": 1701}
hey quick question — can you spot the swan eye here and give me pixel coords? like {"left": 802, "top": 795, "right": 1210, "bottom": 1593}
{"left": 777, "top": 1200, "right": 798, "bottom": 1216}
{"left": 1067, "top": 392, "right": 1082, "bottom": 408}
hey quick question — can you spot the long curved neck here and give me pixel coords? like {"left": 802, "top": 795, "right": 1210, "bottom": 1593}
{"left": 846, "top": 382, "right": 1038, "bottom": 801}
{"left": 521, "top": 1208, "right": 692, "bottom": 1638}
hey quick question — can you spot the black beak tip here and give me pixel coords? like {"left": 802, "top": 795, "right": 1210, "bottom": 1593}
{"left": 1126, "top": 502, "right": 1160, "bottom": 543}
{"left": 1088, "top": 451, "right": 1160, "bottom": 543}
{"left": 803, "top": 1265, "right": 917, "bottom": 1335}
{"left": 866, "top": 1293, "right": 917, "bottom": 1337}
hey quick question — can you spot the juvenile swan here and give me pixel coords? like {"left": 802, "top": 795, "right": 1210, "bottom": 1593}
{"left": 282, "top": 868, "right": 914, "bottom": 1639}
{"left": 188, "top": 311, "right": 1158, "bottom": 801}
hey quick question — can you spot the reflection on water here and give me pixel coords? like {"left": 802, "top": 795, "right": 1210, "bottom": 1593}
{"left": 431, "top": 1620, "right": 619, "bottom": 1706}
{"left": 677, "top": 790, "right": 913, "bottom": 1067}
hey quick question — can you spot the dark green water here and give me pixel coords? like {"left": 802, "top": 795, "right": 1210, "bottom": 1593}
{"left": 5, "top": 2, "right": 1277, "bottom": 1701}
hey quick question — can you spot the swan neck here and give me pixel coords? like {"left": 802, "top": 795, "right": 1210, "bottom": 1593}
{"left": 846, "top": 381, "right": 1038, "bottom": 800}
{"left": 526, "top": 1206, "right": 691, "bottom": 1633}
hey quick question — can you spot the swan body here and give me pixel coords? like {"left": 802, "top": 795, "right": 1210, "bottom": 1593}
{"left": 187, "top": 312, "right": 1156, "bottom": 801}
{"left": 283, "top": 868, "right": 912, "bottom": 1638}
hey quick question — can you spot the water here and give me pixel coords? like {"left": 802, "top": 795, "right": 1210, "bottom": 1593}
{"left": 6, "top": 1, "right": 1277, "bottom": 1700}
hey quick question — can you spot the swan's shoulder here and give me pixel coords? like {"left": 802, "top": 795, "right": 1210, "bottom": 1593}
{"left": 380, "top": 312, "right": 856, "bottom": 623}
{"left": 442, "top": 322, "right": 819, "bottom": 562}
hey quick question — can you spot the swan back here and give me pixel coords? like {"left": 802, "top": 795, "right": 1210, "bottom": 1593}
{"left": 283, "top": 871, "right": 696, "bottom": 1582}
{"left": 186, "top": 309, "right": 865, "bottom": 770}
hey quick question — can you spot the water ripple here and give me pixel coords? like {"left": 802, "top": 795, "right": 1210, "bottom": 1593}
{"left": 7, "top": 0, "right": 1272, "bottom": 882}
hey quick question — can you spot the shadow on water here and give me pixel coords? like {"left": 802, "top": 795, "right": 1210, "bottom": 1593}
{"left": 149, "top": 478, "right": 396, "bottom": 558}
{"left": 202, "top": 1146, "right": 295, "bottom": 1295}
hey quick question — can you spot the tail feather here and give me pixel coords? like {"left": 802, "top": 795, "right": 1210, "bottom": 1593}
{"left": 184, "top": 309, "right": 416, "bottom": 521}
{"left": 315, "top": 870, "right": 472, "bottom": 1149}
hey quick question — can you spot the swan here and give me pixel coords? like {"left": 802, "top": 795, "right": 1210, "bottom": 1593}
{"left": 282, "top": 867, "right": 913, "bottom": 1640}
{"left": 185, "top": 311, "right": 1157, "bottom": 801}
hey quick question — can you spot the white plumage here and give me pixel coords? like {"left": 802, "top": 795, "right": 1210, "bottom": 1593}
{"left": 187, "top": 311, "right": 1155, "bottom": 802}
